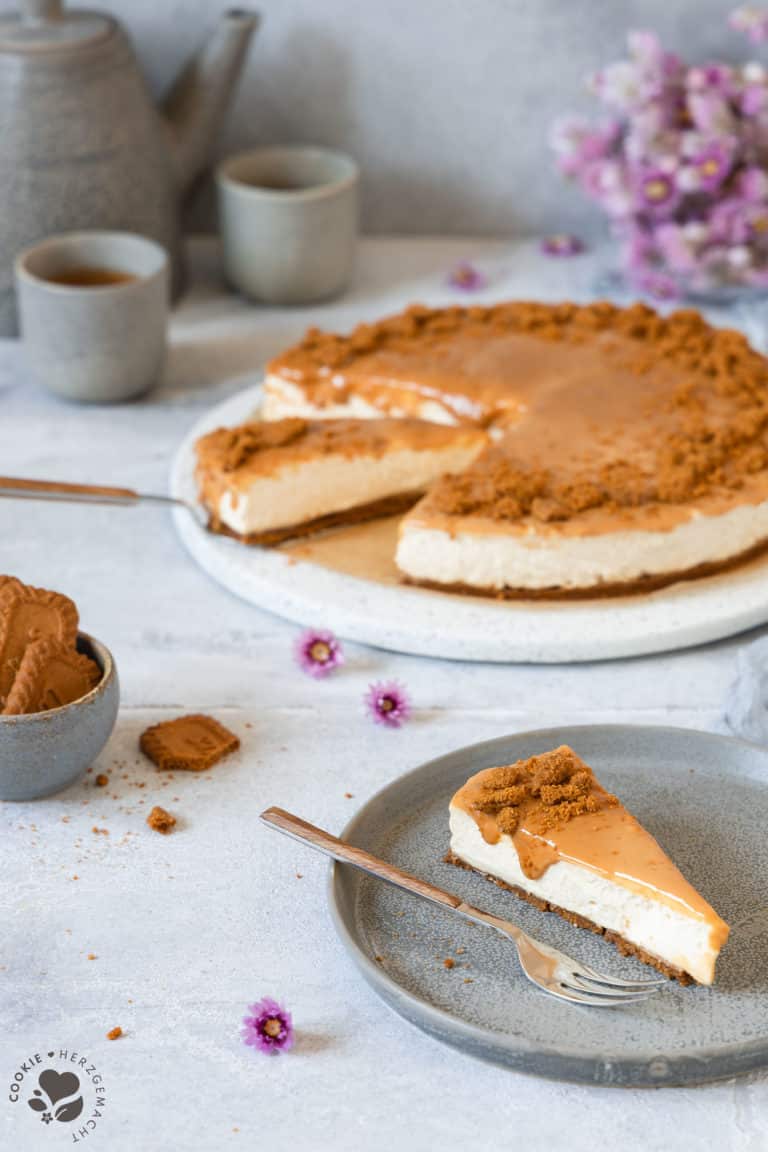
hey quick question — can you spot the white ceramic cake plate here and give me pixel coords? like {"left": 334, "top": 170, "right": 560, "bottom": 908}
{"left": 170, "top": 384, "right": 768, "bottom": 663}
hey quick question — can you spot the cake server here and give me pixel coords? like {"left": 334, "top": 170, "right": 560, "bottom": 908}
{"left": 0, "top": 476, "right": 206, "bottom": 525}
{"left": 260, "top": 807, "right": 664, "bottom": 1008}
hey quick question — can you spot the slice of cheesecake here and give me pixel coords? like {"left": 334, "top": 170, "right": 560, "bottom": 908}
{"left": 448, "top": 746, "right": 729, "bottom": 985}
{"left": 195, "top": 417, "right": 487, "bottom": 546}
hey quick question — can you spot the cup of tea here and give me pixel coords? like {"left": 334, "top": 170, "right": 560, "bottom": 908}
{"left": 15, "top": 231, "right": 169, "bottom": 403}
{"left": 216, "top": 145, "right": 359, "bottom": 305}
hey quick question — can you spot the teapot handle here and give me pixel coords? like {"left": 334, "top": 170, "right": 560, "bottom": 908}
{"left": 22, "top": 0, "right": 63, "bottom": 20}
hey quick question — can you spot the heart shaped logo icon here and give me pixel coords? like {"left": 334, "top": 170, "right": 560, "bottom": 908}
{"left": 38, "top": 1070, "right": 80, "bottom": 1106}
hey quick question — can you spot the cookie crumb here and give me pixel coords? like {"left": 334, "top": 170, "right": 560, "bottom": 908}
{"left": 147, "top": 806, "right": 176, "bottom": 835}
{"left": 87, "top": 953, "right": 97, "bottom": 960}
{"left": 443, "top": 957, "right": 455, "bottom": 970}
{"left": 344, "top": 792, "right": 353, "bottom": 799}
{"left": 95, "top": 774, "right": 109, "bottom": 787}
{"left": 106, "top": 1027, "right": 122, "bottom": 1041}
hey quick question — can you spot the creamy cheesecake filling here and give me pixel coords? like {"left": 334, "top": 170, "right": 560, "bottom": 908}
{"left": 397, "top": 497, "right": 768, "bottom": 592}
{"left": 195, "top": 417, "right": 487, "bottom": 540}
{"left": 216, "top": 446, "right": 480, "bottom": 537}
{"left": 448, "top": 748, "right": 729, "bottom": 984}
{"left": 449, "top": 807, "right": 719, "bottom": 984}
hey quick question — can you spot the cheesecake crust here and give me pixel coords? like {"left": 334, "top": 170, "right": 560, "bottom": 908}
{"left": 445, "top": 850, "right": 694, "bottom": 985}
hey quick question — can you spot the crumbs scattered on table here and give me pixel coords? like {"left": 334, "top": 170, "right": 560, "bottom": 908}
{"left": 463, "top": 977, "right": 474, "bottom": 984}
{"left": 443, "top": 957, "right": 455, "bottom": 970}
{"left": 344, "top": 792, "right": 353, "bottom": 798}
{"left": 146, "top": 805, "right": 177, "bottom": 834}
{"left": 106, "top": 1027, "right": 122, "bottom": 1041}
{"left": 95, "top": 773, "right": 109, "bottom": 787}
{"left": 295, "top": 872, "right": 303, "bottom": 879}
{"left": 91, "top": 826, "right": 109, "bottom": 835}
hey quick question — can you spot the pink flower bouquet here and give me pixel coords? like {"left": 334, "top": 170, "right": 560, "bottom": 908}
{"left": 551, "top": 12, "right": 768, "bottom": 298}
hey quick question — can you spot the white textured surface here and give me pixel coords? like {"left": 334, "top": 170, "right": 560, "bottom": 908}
{"left": 0, "top": 237, "right": 766, "bottom": 1150}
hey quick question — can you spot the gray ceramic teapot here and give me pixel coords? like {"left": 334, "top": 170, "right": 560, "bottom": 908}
{"left": 0, "top": 0, "right": 258, "bottom": 335}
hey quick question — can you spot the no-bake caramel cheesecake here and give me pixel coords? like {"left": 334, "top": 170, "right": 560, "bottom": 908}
{"left": 266, "top": 301, "right": 768, "bottom": 595}
{"left": 195, "top": 416, "right": 486, "bottom": 545}
{"left": 448, "top": 745, "right": 729, "bottom": 985}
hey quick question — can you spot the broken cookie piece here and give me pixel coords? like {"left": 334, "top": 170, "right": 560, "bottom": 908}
{"left": 139, "top": 714, "right": 240, "bottom": 772}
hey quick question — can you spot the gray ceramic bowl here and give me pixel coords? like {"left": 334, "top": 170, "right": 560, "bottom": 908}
{"left": 0, "top": 632, "right": 119, "bottom": 801}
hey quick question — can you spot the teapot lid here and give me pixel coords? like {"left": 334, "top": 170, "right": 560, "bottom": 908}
{"left": 0, "top": 0, "right": 111, "bottom": 52}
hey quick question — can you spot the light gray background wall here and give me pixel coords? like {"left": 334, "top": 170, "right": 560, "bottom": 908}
{"left": 2, "top": 0, "right": 753, "bottom": 235}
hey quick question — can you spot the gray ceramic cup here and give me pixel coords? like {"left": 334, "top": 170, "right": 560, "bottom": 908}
{"left": 0, "top": 632, "right": 119, "bottom": 801}
{"left": 15, "top": 230, "right": 169, "bottom": 403}
{"left": 217, "top": 145, "right": 359, "bottom": 304}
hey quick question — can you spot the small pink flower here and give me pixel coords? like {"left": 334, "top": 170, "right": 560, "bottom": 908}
{"left": 365, "top": 680, "right": 411, "bottom": 728}
{"left": 633, "top": 166, "right": 680, "bottom": 217}
{"left": 241, "top": 997, "right": 294, "bottom": 1055}
{"left": 634, "top": 269, "right": 681, "bottom": 300}
{"left": 541, "top": 234, "right": 585, "bottom": 257}
{"left": 730, "top": 6, "right": 768, "bottom": 43}
{"left": 446, "top": 262, "right": 487, "bottom": 292}
{"left": 294, "top": 629, "right": 344, "bottom": 678}
{"left": 690, "top": 139, "right": 736, "bottom": 192}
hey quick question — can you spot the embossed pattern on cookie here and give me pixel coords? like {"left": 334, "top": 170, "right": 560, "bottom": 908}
{"left": 2, "top": 636, "right": 101, "bottom": 715}
{"left": 0, "top": 584, "right": 79, "bottom": 705}
{"left": 140, "top": 714, "right": 240, "bottom": 772}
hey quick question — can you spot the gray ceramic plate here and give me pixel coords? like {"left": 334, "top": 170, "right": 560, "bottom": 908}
{"left": 329, "top": 725, "right": 768, "bottom": 1087}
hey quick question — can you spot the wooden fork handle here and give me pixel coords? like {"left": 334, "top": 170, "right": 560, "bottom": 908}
{"left": 0, "top": 476, "right": 140, "bottom": 503}
{"left": 260, "top": 806, "right": 463, "bottom": 912}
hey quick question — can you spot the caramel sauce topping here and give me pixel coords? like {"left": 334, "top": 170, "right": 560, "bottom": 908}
{"left": 452, "top": 746, "right": 729, "bottom": 943}
{"left": 268, "top": 301, "right": 768, "bottom": 528}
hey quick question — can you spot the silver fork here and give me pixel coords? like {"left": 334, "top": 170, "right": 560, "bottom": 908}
{"left": 260, "top": 807, "right": 664, "bottom": 1007}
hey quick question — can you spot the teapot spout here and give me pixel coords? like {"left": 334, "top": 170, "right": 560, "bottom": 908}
{"left": 163, "top": 8, "right": 259, "bottom": 196}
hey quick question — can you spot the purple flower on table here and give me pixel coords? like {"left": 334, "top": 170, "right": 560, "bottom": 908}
{"left": 364, "top": 680, "right": 411, "bottom": 728}
{"left": 742, "top": 83, "right": 768, "bottom": 115}
{"left": 294, "top": 629, "right": 344, "bottom": 678}
{"left": 549, "top": 117, "right": 620, "bottom": 177}
{"left": 241, "top": 997, "right": 294, "bottom": 1055}
{"left": 730, "top": 6, "right": 768, "bottom": 43}
{"left": 689, "top": 138, "right": 736, "bottom": 193}
{"left": 686, "top": 63, "right": 738, "bottom": 97}
{"left": 737, "top": 165, "right": 768, "bottom": 202}
{"left": 446, "top": 261, "right": 487, "bottom": 292}
{"left": 687, "top": 89, "right": 736, "bottom": 134}
{"left": 634, "top": 269, "right": 681, "bottom": 300}
{"left": 655, "top": 221, "right": 709, "bottom": 273}
{"left": 540, "top": 234, "right": 585, "bottom": 257}
{"left": 709, "top": 196, "right": 754, "bottom": 245}
{"left": 633, "top": 166, "right": 680, "bottom": 217}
